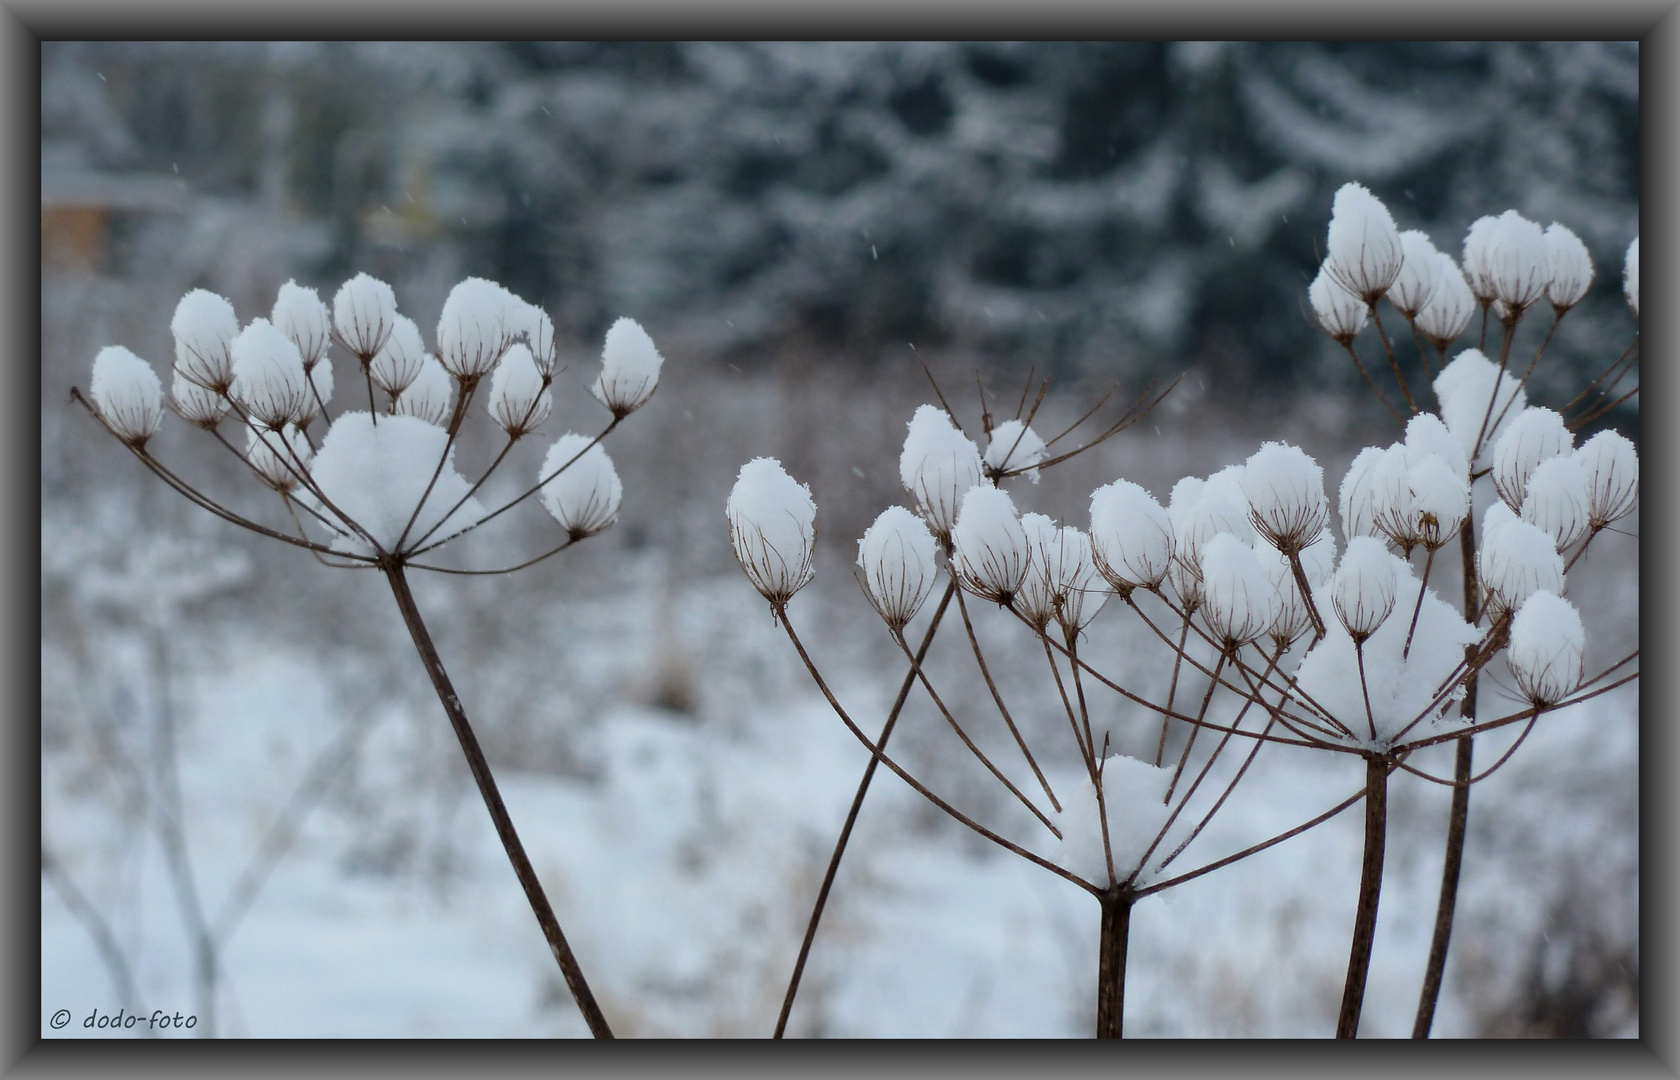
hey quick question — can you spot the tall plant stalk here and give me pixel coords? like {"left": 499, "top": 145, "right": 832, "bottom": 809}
{"left": 383, "top": 561, "right": 613, "bottom": 1039}
{"left": 1336, "top": 754, "right": 1390, "bottom": 1038}
{"left": 1096, "top": 890, "right": 1133, "bottom": 1038}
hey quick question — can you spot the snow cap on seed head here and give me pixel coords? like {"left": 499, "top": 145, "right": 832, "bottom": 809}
{"left": 1432, "top": 349, "right": 1527, "bottom": 467}
{"left": 393, "top": 355, "right": 455, "bottom": 427}
{"left": 437, "top": 277, "right": 515, "bottom": 380}
{"left": 171, "top": 368, "right": 227, "bottom": 428}
{"left": 1543, "top": 224, "right": 1594, "bottom": 313}
{"left": 1521, "top": 455, "right": 1591, "bottom": 551}
{"left": 1200, "top": 533, "right": 1282, "bottom": 649}
{"left": 487, "top": 343, "right": 552, "bottom": 437}
{"left": 1015, "top": 513, "right": 1063, "bottom": 630}
{"left": 727, "top": 457, "right": 817, "bottom": 608}
{"left": 900, "top": 404, "right": 987, "bottom": 544}
{"left": 858, "top": 505, "right": 939, "bottom": 631}
{"left": 1387, "top": 230, "right": 1442, "bottom": 319}
{"left": 951, "top": 485, "right": 1030, "bottom": 605}
{"left": 1089, "top": 479, "right": 1174, "bottom": 593}
{"left": 540, "top": 433, "right": 622, "bottom": 540}
{"left": 1309, "top": 265, "right": 1368, "bottom": 344}
{"left": 1255, "top": 544, "right": 1314, "bottom": 648}
{"left": 333, "top": 273, "right": 398, "bottom": 359}
{"left": 1241, "top": 441, "right": 1327, "bottom": 554}
{"left": 1478, "top": 514, "right": 1564, "bottom": 617}
{"left": 170, "top": 289, "right": 239, "bottom": 392}
{"left": 1490, "top": 407, "right": 1572, "bottom": 512}
{"left": 1017, "top": 517, "right": 1105, "bottom": 635}
{"left": 1415, "top": 251, "right": 1476, "bottom": 349}
{"left": 90, "top": 346, "right": 165, "bottom": 445}
{"left": 1324, "top": 182, "right": 1404, "bottom": 303}
{"left": 1623, "top": 237, "right": 1639, "bottom": 318}
{"left": 295, "top": 355, "right": 334, "bottom": 426}
{"left": 1403, "top": 413, "right": 1469, "bottom": 480}
{"left": 984, "top": 419, "right": 1048, "bottom": 483}
{"left": 1405, "top": 455, "right": 1469, "bottom": 552}
{"left": 1507, "top": 591, "right": 1584, "bottom": 706}
{"left": 230, "top": 318, "right": 311, "bottom": 430}
{"left": 1332, "top": 536, "right": 1398, "bottom": 643}
{"left": 516, "top": 304, "right": 559, "bottom": 378}
{"left": 1338, "top": 446, "right": 1388, "bottom": 541}
{"left": 244, "top": 424, "right": 311, "bottom": 491}
{"left": 1484, "top": 210, "right": 1550, "bottom": 314}
{"left": 592, "top": 317, "right": 663, "bottom": 417}
{"left": 1461, "top": 216, "right": 1501, "bottom": 307}
{"left": 1572, "top": 430, "right": 1638, "bottom": 529}
{"left": 272, "top": 280, "right": 331, "bottom": 371}
{"left": 307, "top": 412, "right": 485, "bottom": 554}
{"left": 369, "top": 314, "right": 428, "bottom": 399}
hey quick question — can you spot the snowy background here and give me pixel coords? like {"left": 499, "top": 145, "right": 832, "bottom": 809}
{"left": 41, "top": 42, "right": 1639, "bottom": 1038}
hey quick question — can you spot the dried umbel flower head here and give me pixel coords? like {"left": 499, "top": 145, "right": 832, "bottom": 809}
{"left": 1491, "top": 407, "right": 1572, "bottom": 512}
{"left": 1363, "top": 444, "right": 1415, "bottom": 550}
{"left": 1572, "top": 430, "right": 1638, "bottom": 528}
{"left": 1415, "top": 251, "right": 1476, "bottom": 350}
{"left": 1324, "top": 182, "right": 1404, "bottom": 304}
{"left": 1507, "top": 590, "right": 1584, "bottom": 706}
{"left": 1017, "top": 517, "right": 1105, "bottom": 635}
{"left": 1404, "top": 455, "right": 1469, "bottom": 552}
{"left": 1521, "top": 455, "right": 1591, "bottom": 551}
{"left": 591, "top": 317, "right": 663, "bottom": 417}
{"left": 1460, "top": 216, "right": 1500, "bottom": 308}
{"left": 1256, "top": 544, "right": 1314, "bottom": 649}
{"left": 487, "top": 343, "right": 553, "bottom": 437}
{"left": 308, "top": 412, "right": 485, "bottom": 555}
{"left": 1387, "top": 230, "right": 1442, "bottom": 319}
{"left": 1338, "top": 446, "right": 1387, "bottom": 541}
{"left": 272, "top": 280, "right": 332, "bottom": 371}
{"left": 437, "top": 277, "right": 515, "bottom": 380}
{"left": 1543, "top": 223, "right": 1594, "bottom": 313}
{"left": 951, "top": 484, "right": 1029, "bottom": 605}
{"left": 393, "top": 355, "right": 456, "bottom": 427}
{"left": 230, "top": 318, "right": 311, "bottom": 430}
{"left": 1051, "top": 753, "right": 1171, "bottom": 886}
{"left": 1308, "top": 266, "right": 1369, "bottom": 344}
{"left": 171, "top": 368, "right": 228, "bottom": 429}
{"left": 727, "top": 457, "right": 817, "bottom": 608}
{"left": 333, "top": 272, "right": 398, "bottom": 360}
{"left": 1403, "top": 412, "right": 1469, "bottom": 481}
{"left": 89, "top": 346, "right": 165, "bottom": 446}
{"left": 899, "top": 404, "right": 986, "bottom": 544}
{"left": 1623, "top": 236, "right": 1639, "bottom": 318}
{"left": 1088, "top": 478, "right": 1173, "bottom": 593}
{"left": 1332, "top": 536, "right": 1398, "bottom": 643}
{"left": 1432, "top": 349, "right": 1527, "bottom": 466}
{"left": 296, "top": 355, "right": 335, "bottom": 427}
{"left": 1483, "top": 210, "right": 1550, "bottom": 315}
{"left": 1241, "top": 441, "right": 1327, "bottom": 554}
{"left": 244, "top": 424, "right": 312, "bottom": 491}
{"left": 369, "top": 314, "right": 429, "bottom": 399}
{"left": 983, "top": 419, "right": 1048, "bottom": 483}
{"left": 857, "top": 505, "right": 939, "bottom": 631}
{"left": 1200, "top": 533, "right": 1282, "bottom": 650}
{"left": 540, "top": 433, "right": 623, "bottom": 540}
{"left": 518, "top": 304, "right": 559, "bottom": 379}
{"left": 170, "top": 288, "right": 239, "bottom": 392}
{"left": 1478, "top": 508, "right": 1564, "bottom": 618}
{"left": 1015, "top": 513, "right": 1063, "bottom": 630}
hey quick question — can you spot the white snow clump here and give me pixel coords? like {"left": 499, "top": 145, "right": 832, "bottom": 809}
{"left": 393, "top": 356, "right": 456, "bottom": 427}
{"left": 1506, "top": 591, "right": 1584, "bottom": 706}
{"left": 1241, "top": 441, "right": 1327, "bottom": 553}
{"left": 983, "top": 419, "right": 1048, "bottom": 482}
{"left": 1089, "top": 479, "right": 1173, "bottom": 592}
{"left": 1415, "top": 250, "right": 1476, "bottom": 348}
{"left": 1521, "top": 455, "right": 1591, "bottom": 551}
{"left": 1490, "top": 407, "right": 1571, "bottom": 511}
{"left": 230, "top": 318, "right": 311, "bottom": 430}
{"left": 170, "top": 289, "right": 239, "bottom": 391}
{"left": 487, "top": 343, "right": 552, "bottom": 436}
{"left": 369, "top": 314, "right": 428, "bottom": 399}
{"left": 272, "top": 281, "right": 331, "bottom": 370}
{"left": 1309, "top": 265, "right": 1368, "bottom": 344}
{"left": 1332, "top": 536, "right": 1397, "bottom": 642}
{"left": 1051, "top": 754, "right": 1172, "bottom": 886}
{"left": 1200, "top": 533, "right": 1281, "bottom": 649}
{"left": 951, "top": 485, "right": 1029, "bottom": 605}
{"left": 899, "top": 404, "right": 986, "bottom": 543}
{"left": 308, "top": 412, "right": 485, "bottom": 555}
{"left": 437, "top": 277, "right": 515, "bottom": 380}
{"left": 1572, "top": 430, "right": 1638, "bottom": 528}
{"left": 1543, "top": 223, "right": 1594, "bottom": 312}
{"left": 1432, "top": 349, "right": 1526, "bottom": 465}
{"left": 1324, "top": 182, "right": 1403, "bottom": 303}
{"left": 90, "top": 345, "right": 164, "bottom": 445}
{"left": 333, "top": 273, "right": 398, "bottom": 359}
{"left": 727, "top": 457, "right": 817, "bottom": 607}
{"left": 857, "top": 504, "right": 939, "bottom": 631}
{"left": 592, "top": 317, "right": 664, "bottom": 416}
{"left": 1623, "top": 236, "right": 1639, "bottom": 318}
{"left": 539, "top": 433, "right": 622, "bottom": 540}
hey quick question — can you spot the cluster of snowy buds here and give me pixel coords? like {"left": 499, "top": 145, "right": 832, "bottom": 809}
{"left": 83, "top": 274, "right": 666, "bottom": 561}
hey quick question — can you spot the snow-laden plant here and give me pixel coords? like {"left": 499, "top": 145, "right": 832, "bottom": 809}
{"left": 74, "top": 273, "right": 668, "bottom": 1040}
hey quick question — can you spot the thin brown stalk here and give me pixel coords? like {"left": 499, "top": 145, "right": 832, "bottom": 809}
{"left": 1337, "top": 754, "right": 1391, "bottom": 1038}
{"left": 1470, "top": 314, "right": 1519, "bottom": 463}
{"left": 406, "top": 537, "right": 579, "bottom": 577}
{"left": 1042, "top": 635, "right": 1099, "bottom": 777}
{"left": 1165, "top": 654, "right": 1224, "bottom": 804}
{"left": 1369, "top": 305, "right": 1418, "bottom": 414}
{"left": 957, "top": 588, "right": 1062, "bottom": 809}
{"left": 1095, "top": 891, "right": 1133, "bottom": 1038}
{"left": 1154, "top": 611, "right": 1192, "bottom": 767}
{"left": 1135, "top": 787, "right": 1367, "bottom": 899}
{"left": 1401, "top": 547, "right": 1436, "bottom": 662}
{"left": 1342, "top": 342, "right": 1402, "bottom": 420}
{"left": 1560, "top": 337, "right": 1639, "bottom": 415}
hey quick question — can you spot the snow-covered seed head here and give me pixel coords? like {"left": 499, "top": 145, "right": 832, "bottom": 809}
{"left": 437, "top": 277, "right": 514, "bottom": 381}
{"left": 295, "top": 356, "right": 335, "bottom": 426}
{"left": 170, "top": 289, "right": 239, "bottom": 392}
{"left": 1388, "top": 230, "right": 1442, "bottom": 319}
{"left": 1521, "top": 455, "right": 1591, "bottom": 551}
{"left": 1542, "top": 224, "right": 1594, "bottom": 313}
{"left": 1200, "top": 534, "right": 1282, "bottom": 651}
{"left": 1257, "top": 545, "right": 1314, "bottom": 649}
{"left": 1015, "top": 513, "right": 1063, "bottom": 631}
{"left": 1415, "top": 251, "right": 1476, "bottom": 349}
{"left": 899, "top": 404, "right": 987, "bottom": 544}
{"left": 244, "top": 424, "right": 312, "bottom": 492}
{"left": 1338, "top": 446, "right": 1388, "bottom": 541}
{"left": 229, "top": 318, "right": 311, "bottom": 430}
{"left": 392, "top": 355, "right": 456, "bottom": 427}
{"left": 368, "top": 314, "right": 428, "bottom": 399}
{"left": 486, "top": 343, "right": 553, "bottom": 437}
{"left": 857, "top": 505, "right": 939, "bottom": 632}
{"left": 1484, "top": 210, "right": 1550, "bottom": 315}
{"left": 1623, "top": 236, "right": 1639, "bottom": 318}
{"left": 171, "top": 368, "right": 228, "bottom": 429}
{"left": 333, "top": 273, "right": 398, "bottom": 360}
{"left": 539, "top": 433, "right": 622, "bottom": 541}
{"left": 1241, "top": 441, "right": 1327, "bottom": 554}
{"left": 983, "top": 419, "right": 1048, "bottom": 483}
{"left": 951, "top": 485, "right": 1029, "bottom": 605}
{"left": 89, "top": 346, "right": 165, "bottom": 445}
{"left": 727, "top": 457, "right": 817, "bottom": 608}
{"left": 1405, "top": 455, "right": 1470, "bottom": 552}
{"left": 1088, "top": 479, "right": 1173, "bottom": 593}
{"left": 1324, "top": 182, "right": 1404, "bottom": 304}
{"left": 1478, "top": 513, "right": 1564, "bottom": 618}
{"left": 1460, "top": 216, "right": 1501, "bottom": 308}
{"left": 1507, "top": 591, "right": 1584, "bottom": 706}
{"left": 1017, "top": 517, "right": 1105, "bottom": 635}
{"left": 1364, "top": 443, "right": 1417, "bottom": 551}
{"left": 308, "top": 412, "right": 485, "bottom": 554}
{"left": 272, "top": 280, "right": 331, "bottom": 371}
{"left": 1403, "top": 412, "right": 1469, "bottom": 481}
{"left": 518, "top": 304, "right": 559, "bottom": 379}
{"left": 1432, "top": 348, "right": 1527, "bottom": 466}
{"left": 591, "top": 317, "right": 663, "bottom": 417}
{"left": 1332, "top": 536, "right": 1398, "bottom": 644}
{"left": 1572, "top": 430, "right": 1638, "bottom": 529}
{"left": 1309, "top": 265, "right": 1369, "bottom": 344}
{"left": 1490, "top": 407, "right": 1572, "bottom": 512}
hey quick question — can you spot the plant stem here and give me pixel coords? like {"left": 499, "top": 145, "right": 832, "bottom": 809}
{"left": 1337, "top": 754, "right": 1389, "bottom": 1038}
{"left": 1096, "top": 891, "right": 1133, "bottom": 1038}
{"left": 382, "top": 562, "right": 613, "bottom": 1038}
{"left": 774, "top": 580, "right": 955, "bottom": 1038}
